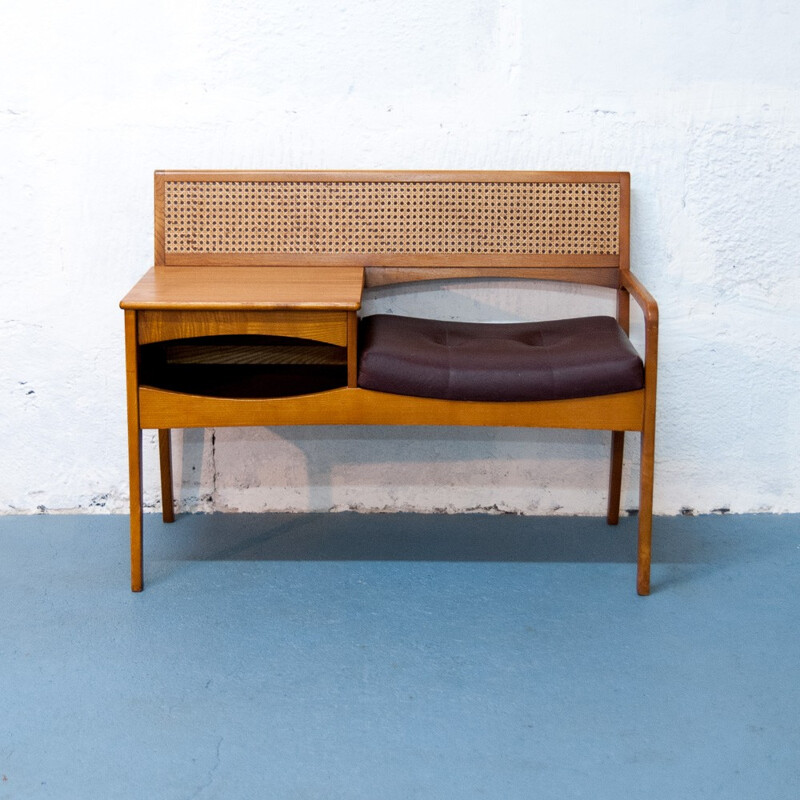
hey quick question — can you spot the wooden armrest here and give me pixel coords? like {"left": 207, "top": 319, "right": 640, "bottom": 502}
{"left": 621, "top": 272, "right": 658, "bottom": 393}
{"left": 621, "top": 272, "right": 659, "bottom": 332}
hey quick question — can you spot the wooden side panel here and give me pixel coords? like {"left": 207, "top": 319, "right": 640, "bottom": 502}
{"left": 137, "top": 309, "right": 349, "bottom": 346}
{"left": 346, "top": 311, "right": 358, "bottom": 388}
{"left": 139, "top": 386, "right": 645, "bottom": 432}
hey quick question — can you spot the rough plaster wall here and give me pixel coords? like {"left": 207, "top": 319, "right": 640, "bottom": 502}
{"left": 1, "top": 0, "right": 798, "bottom": 516}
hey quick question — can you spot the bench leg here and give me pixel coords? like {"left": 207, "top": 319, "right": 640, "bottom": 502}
{"left": 637, "top": 424, "right": 656, "bottom": 596}
{"left": 124, "top": 310, "right": 144, "bottom": 592}
{"left": 607, "top": 430, "right": 625, "bottom": 525}
{"left": 159, "top": 429, "right": 175, "bottom": 523}
{"left": 129, "top": 427, "right": 144, "bottom": 592}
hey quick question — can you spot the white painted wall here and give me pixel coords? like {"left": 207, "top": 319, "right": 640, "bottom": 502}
{"left": 1, "top": 0, "right": 798, "bottom": 516}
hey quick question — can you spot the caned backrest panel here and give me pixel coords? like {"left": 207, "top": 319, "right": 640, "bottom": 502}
{"left": 155, "top": 171, "right": 629, "bottom": 275}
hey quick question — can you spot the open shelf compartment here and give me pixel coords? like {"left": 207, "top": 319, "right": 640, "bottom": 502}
{"left": 139, "top": 334, "right": 348, "bottom": 399}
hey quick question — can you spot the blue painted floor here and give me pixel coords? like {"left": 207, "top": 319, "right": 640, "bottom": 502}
{"left": 1, "top": 512, "right": 798, "bottom": 799}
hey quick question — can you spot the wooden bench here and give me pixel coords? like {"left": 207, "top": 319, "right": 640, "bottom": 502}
{"left": 121, "top": 171, "right": 658, "bottom": 594}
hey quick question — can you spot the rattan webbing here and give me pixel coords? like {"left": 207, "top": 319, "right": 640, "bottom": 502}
{"left": 164, "top": 180, "right": 620, "bottom": 256}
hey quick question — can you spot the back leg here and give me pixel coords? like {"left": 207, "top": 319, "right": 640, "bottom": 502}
{"left": 607, "top": 430, "right": 625, "bottom": 525}
{"left": 158, "top": 428, "right": 175, "bottom": 523}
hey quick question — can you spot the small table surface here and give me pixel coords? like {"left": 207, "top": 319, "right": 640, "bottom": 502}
{"left": 120, "top": 266, "right": 365, "bottom": 311}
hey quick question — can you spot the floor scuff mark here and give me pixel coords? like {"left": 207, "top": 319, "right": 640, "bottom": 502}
{"left": 187, "top": 737, "right": 223, "bottom": 800}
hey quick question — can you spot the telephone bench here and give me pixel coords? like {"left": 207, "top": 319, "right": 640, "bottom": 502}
{"left": 121, "top": 171, "right": 658, "bottom": 594}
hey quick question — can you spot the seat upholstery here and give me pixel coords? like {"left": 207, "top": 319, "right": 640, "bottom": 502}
{"left": 358, "top": 314, "right": 644, "bottom": 402}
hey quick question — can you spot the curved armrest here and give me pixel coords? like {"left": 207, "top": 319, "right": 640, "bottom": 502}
{"left": 621, "top": 271, "right": 658, "bottom": 393}
{"left": 621, "top": 272, "right": 659, "bottom": 332}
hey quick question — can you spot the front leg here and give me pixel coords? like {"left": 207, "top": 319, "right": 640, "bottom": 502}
{"left": 125, "top": 310, "right": 144, "bottom": 591}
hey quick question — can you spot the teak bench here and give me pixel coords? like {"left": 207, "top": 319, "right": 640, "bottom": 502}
{"left": 121, "top": 171, "right": 658, "bottom": 594}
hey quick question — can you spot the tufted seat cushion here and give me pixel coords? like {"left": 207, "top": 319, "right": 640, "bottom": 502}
{"left": 357, "top": 314, "right": 644, "bottom": 402}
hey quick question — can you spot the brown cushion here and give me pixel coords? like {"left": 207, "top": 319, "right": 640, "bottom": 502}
{"left": 357, "top": 314, "right": 644, "bottom": 401}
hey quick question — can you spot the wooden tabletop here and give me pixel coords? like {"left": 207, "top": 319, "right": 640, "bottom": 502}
{"left": 120, "top": 266, "right": 365, "bottom": 311}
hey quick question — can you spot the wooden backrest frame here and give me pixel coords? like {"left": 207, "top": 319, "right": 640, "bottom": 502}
{"left": 155, "top": 171, "right": 630, "bottom": 289}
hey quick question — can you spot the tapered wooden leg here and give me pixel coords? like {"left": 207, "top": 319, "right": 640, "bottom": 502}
{"left": 159, "top": 429, "right": 175, "bottom": 523}
{"left": 637, "top": 424, "right": 656, "bottom": 596}
{"left": 607, "top": 430, "right": 624, "bottom": 525}
{"left": 125, "top": 310, "right": 144, "bottom": 592}
{"left": 129, "top": 427, "right": 144, "bottom": 592}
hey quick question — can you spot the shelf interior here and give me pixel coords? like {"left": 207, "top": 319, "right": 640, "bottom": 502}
{"left": 139, "top": 335, "right": 348, "bottom": 398}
